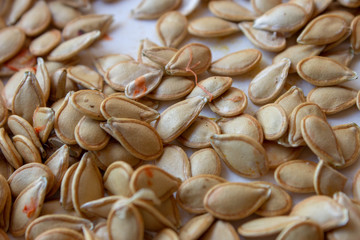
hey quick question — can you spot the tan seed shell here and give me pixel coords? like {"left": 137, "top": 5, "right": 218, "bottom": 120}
{"left": 16, "top": 1, "right": 51, "bottom": 37}
{"left": 103, "top": 162, "right": 133, "bottom": 196}
{"left": 276, "top": 220, "right": 324, "bottom": 240}
{"left": 70, "top": 90, "right": 106, "bottom": 121}
{"left": 297, "top": 14, "right": 349, "bottom": 45}
{"left": 47, "top": 30, "right": 101, "bottom": 62}
{"left": 154, "top": 96, "right": 207, "bottom": 143}
{"left": 48, "top": 1, "right": 81, "bottom": 29}
{"left": 93, "top": 54, "right": 134, "bottom": 77}
{"left": 248, "top": 58, "right": 291, "bottom": 105}
{"left": 301, "top": 115, "right": 345, "bottom": 167}
{"left": 274, "top": 160, "right": 316, "bottom": 193}
{"left": 325, "top": 10, "right": 355, "bottom": 25}
{"left": 100, "top": 118, "right": 163, "bottom": 161}
{"left": 253, "top": 3, "right": 307, "bottom": 33}
{"left": 33, "top": 107, "right": 55, "bottom": 144}
{"left": 201, "top": 220, "right": 239, "bottom": 240}
{"left": 155, "top": 196, "right": 181, "bottom": 228}
{"left": 0, "top": 174, "right": 11, "bottom": 232}
{"left": 314, "top": 160, "right": 347, "bottom": 196}
{"left": 312, "top": 0, "right": 332, "bottom": 16}
{"left": 351, "top": 15, "right": 360, "bottom": 54}
{"left": 321, "top": 47, "right": 354, "bottom": 67}
{"left": 238, "top": 22, "right": 286, "bottom": 53}
{"left": 138, "top": 38, "right": 160, "bottom": 68}
{"left": 179, "top": 213, "right": 214, "bottom": 240}
{"left": 5, "top": 0, "right": 33, "bottom": 25}
{"left": 80, "top": 196, "right": 122, "bottom": 218}
{"left": 188, "top": 17, "right": 239, "bottom": 38}
{"left": 297, "top": 56, "right": 358, "bottom": 86}
{"left": 142, "top": 46, "right": 177, "bottom": 67}
{"left": 209, "top": 49, "right": 262, "bottom": 76}
{"left": 177, "top": 174, "right": 226, "bottom": 214}
{"left": 156, "top": 11, "right": 187, "bottom": 48}
{"left": 251, "top": 0, "right": 282, "bottom": 15}
{"left": 177, "top": 0, "right": 200, "bottom": 16}
{"left": 290, "top": 0, "right": 315, "bottom": 17}
{"left": 209, "top": 1, "right": 256, "bottom": 21}
{"left": 0, "top": 94, "right": 7, "bottom": 128}
{"left": 154, "top": 228, "right": 179, "bottom": 240}
{"left": 60, "top": 162, "right": 79, "bottom": 211}
{"left": 209, "top": 87, "right": 248, "bottom": 117}
{"left": 186, "top": 76, "right": 232, "bottom": 101}
{"left": 35, "top": 57, "right": 51, "bottom": 103}
{"left": 155, "top": 145, "right": 190, "bottom": 182}
{"left": 263, "top": 141, "right": 303, "bottom": 169}
{"left": 132, "top": 0, "right": 181, "bottom": 19}
{"left": 67, "top": 65, "right": 104, "bottom": 91}
{"left": 203, "top": 182, "right": 271, "bottom": 220}
{"left": 0, "top": 27, "right": 25, "bottom": 64}
{"left": 0, "top": 154, "right": 14, "bottom": 180}
{"left": 129, "top": 165, "right": 181, "bottom": 201}
{"left": 165, "top": 43, "right": 212, "bottom": 76}
{"left": 49, "top": 68, "right": 67, "bottom": 102}
{"left": 0, "top": 128, "right": 22, "bottom": 169}
{"left": 29, "top": 30, "right": 61, "bottom": 56}
{"left": 290, "top": 195, "right": 349, "bottom": 231}
{"left": 35, "top": 228, "right": 84, "bottom": 240}
{"left": 338, "top": 0, "right": 360, "bottom": 7}
{"left": 190, "top": 148, "right": 221, "bottom": 177}
{"left": 12, "top": 135, "right": 41, "bottom": 164}
{"left": 275, "top": 86, "right": 306, "bottom": 116}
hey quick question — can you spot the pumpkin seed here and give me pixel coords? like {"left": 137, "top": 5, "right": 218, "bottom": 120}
{"left": 263, "top": 141, "right": 303, "bottom": 169}
{"left": 156, "top": 11, "right": 187, "bottom": 48}
{"left": 132, "top": 0, "right": 181, "bottom": 19}
{"left": 248, "top": 58, "right": 291, "bottom": 105}
{"left": 188, "top": 17, "right": 239, "bottom": 38}
{"left": 353, "top": 169, "right": 360, "bottom": 201}
{"left": 179, "top": 213, "right": 214, "bottom": 240}
{"left": 80, "top": 196, "right": 122, "bottom": 218}
{"left": 190, "top": 148, "right": 221, "bottom": 177}
{"left": 6, "top": 0, "right": 32, "bottom": 25}
{"left": 276, "top": 220, "right": 324, "bottom": 240}
{"left": 154, "top": 228, "right": 179, "bottom": 240}
{"left": 35, "top": 228, "right": 84, "bottom": 240}
{"left": 314, "top": 160, "right": 347, "bottom": 196}
{"left": 59, "top": 0, "right": 90, "bottom": 9}
{"left": 251, "top": 0, "right": 282, "bottom": 15}
{"left": 290, "top": 0, "right": 315, "bottom": 18}
{"left": 338, "top": 0, "right": 360, "bottom": 7}
{"left": 0, "top": 95, "right": 7, "bottom": 128}
{"left": 142, "top": 46, "right": 177, "bottom": 67}
{"left": 0, "top": 174, "right": 11, "bottom": 232}
{"left": 209, "top": 1, "right": 256, "bottom": 21}
{"left": 103, "top": 161, "right": 133, "bottom": 196}
{"left": 67, "top": 65, "right": 104, "bottom": 91}
{"left": 32, "top": 107, "right": 54, "bottom": 144}
{"left": 351, "top": 15, "right": 360, "bottom": 54}
{"left": 0, "top": 27, "right": 26, "bottom": 64}
{"left": 93, "top": 54, "right": 134, "bottom": 77}
{"left": 177, "top": 0, "right": 200, "bottom": 16}
{"left": 138, "top": 38, "right": 160, "bottom": 68}
{"left": 321, "top": 47, "right": 354, "bottom": 66}
{"left": 0, "top": 154, "right": 14, "bottom": 180}
{"left": 186, "top": 76, "right": 232, "bottom": 101}
{"left": 312, "top": 0, "right": 332, "bottom": 16}
{"left": 325, "top": 10, "right": 355, "bottom": 25}
{"left": 155, "top": 196, "right": 181, "bottom": 228}
{"left": 274, "top": 160, "right": 316, "bottom": 193}
{"left": 48, "top": 1, "right": 81, "bottom": 29}
{"left": 35, "top": 58, "right": 51, "bottom": 103}
{"left": 29, "top": 30, "right": 61, "bottom": 56}
{"left": 49, "top": 68, "right": 67, "bottom": 102}
{"left": 12, "top": 135, "right": 41, "bottom": 164}
{"left": 209, "top": 87, "right": 248, "bottom": 117}
{"left": 93, "top": 221, "right": 108, "bottom": 240}
{"left": 0, "top": 128, "right": 22, "bottom": 169}
{"left": 60, "top": 162, "right": 79, "bottom": 210}
{"left": 275, "top": 86, "right": 306, "bottom": 116}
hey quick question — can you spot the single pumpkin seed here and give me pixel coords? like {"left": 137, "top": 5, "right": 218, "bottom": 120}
{"left": 103, "top": 161, "right": 133, "bottom": 196}
{"left": 314, "top": 160, "right": 347, "bottom": 196}
{"left": 321, "top": 47, "right": 354, "bottom": 66}
{"left": 12, "top": 135, "right": 41, "bottom": 164}
{"left": 93, "top": 54, "right": 134, "bottom": 77}
{"left": 0, "top": 174, "right": 11, "bottom": 232}
{"left": 275, "top": 86, "right": 306, "bottom": 116}
{"left": 60, "top": 162, "right": 79, "bottom": 211}
{"left": 35, "top": 228, "right": 84, "bottom": 240}
{"left": 177, "top": 0, "right": 200, "bottom": 16}
{"left": 251, "top": 0, "right": 282, "bottom": 15}
{"left": 325, "top": 10, "right": 355, "bottom": 25}
{"left": 263, "top": 141, "right": 303, "bottom": 169}
{"left": 179, "top": 213, "right": 214, "bottom": 240}
{"left": 5, "top": 0, "right": 33, "bottom": 25}
{"left": 0, "top": 128, "right": 22, "bottom": 169}
{"left": 156, "top": 11, "right": 187, "bottom": 48}
{"left": 312, "top": 0, "right": 332, "bottom": 17}
{"left": 0, "top": 27, "right": 26, "bottom": 64}
{"left": 29, "top": 30, "right": 61, "bottom": 56}
{"left": 276, "top": 220, "right": 324, "bottom": 240}
{"left": 32, "top": 107, "right": 55, "bottom": 144}
{"left": 132, "top": 0, "right": 181, "bottom": 19}
{"left": 49, "top": 68, "right": 67, "bottom": 102}
{"left": 351, "top": 15, "right": 360, "bottom": 54}
{"left": 188, "top": 17, "right": 239, "bottom": 38}
{"left": 338, "top": 0, "right": 360, "bottom": 7}
{"left": 80, "top": 196, "right": 122, "bottom": 218}
{"left": 209, "top": 1, "right": 256, "bottom": 21}
{"left": 189, "top": 148, "right": 221, "bottom": 177}
{"left": 209, "top": 87, "right": 248, "bottom": 117}
{"left": 48, "top": 1, "right": 81, "bottom": 29}
{"left": 70, "top": 90, "right": 106, "bottom": 121}
{"left": 154, "top": 228, "right": 179, "bottom": 240}
{"left": 142, "top": 46, "right": 177, "bottom": 67}
{"left": 67, "top": 65, "right": 104, "bottom": 91}
{"left": 35, "top": 57, "right": 51, "bottom": 103}
{"left": 186, "top": 76, "right": 232, "bottom": 101}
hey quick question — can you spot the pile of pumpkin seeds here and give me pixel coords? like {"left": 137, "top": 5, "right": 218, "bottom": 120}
{"left": 0, "top": 0, "right": 359, "bottom": 239}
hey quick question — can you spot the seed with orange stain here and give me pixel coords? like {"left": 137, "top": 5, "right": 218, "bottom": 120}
{"left": 4, "top": 49, "right": 36, "bottom": 71}
{"left": 22, "top": 197, "right": 37, "bottom": 218}
{"left": 34, "top": 125, "right": 46, "bottom": 135}
{"left": 133, "top": 76, "right": 147, "bottom": 97}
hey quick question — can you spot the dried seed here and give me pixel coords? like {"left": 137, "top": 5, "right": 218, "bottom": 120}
{"left": 155, "top": 145, "right": 190, "bottom": 182}
{"left": 155, "top": 196, "right": 181, "bottom": 228}
{"left": 0, "top": 27, "right": 26, "bottom": 64}
{"left": 49, "top": 68, "right": 67, "bottom": 102}
{"left": 60, "top": 0, "right": 90, "bottom": 9}
{"left": 179, "top": 213, "right": 214, "bottom": 240}
{"left": 274, "top": 160, "right": 316, "bottom": 193}
{"left": 253, "top": 3, "right": 307, "bottom": 33}
{"left": 70, "top": 90, "right": 106, "bottom": 120}
{"left": 80, "top": 196, "right": 122, "bottom": 218}
{"left": 0, "top": 154, "right": 14, "bottom": 180}
{"left": 255, "top": 104, "right": 288, "bottom": 141}
{"left": 188, "top": 17, "right": 239, "bottom": 38}
{"left": 325, "top": 10, "right": 355, "bottom": 25}
{"left": 16, "top": 1, "right": 51, "bottom": 37}
{"left": 321, "top": 47, "right": 354, "bottom": 66}
{"left": 33, "top": 107, "right": 55, "bottom": 144}
{"left": 263, "top": 141, "right": 303, "bottom": 169}
{"left": 47, "top": 30, "right": 101, "bottom": 62}
{"left": 93, "top": 54, "right": 134, "bottom": 77}
{"left": 275, "top": 86, "right": 306, "bottom": 116}
{"left": 204, "top": 182, "right": 271, "bottom": 220}
{"left": 177, "top": 0, "right": 200, "bottom": 16}
{"left": 132, "top": 0, "right": 181, "bottom": 19}
{"left": 156, "top": 11, "right": 187, "bottom": 48}
{"left": 35, "top": 58, "right": 51, "bottom": 103}
{"left": 35, "top": 228, "right": 84, "bottom": 240}
{"left": 60, "top": 162, "right": 79, "bottom": 210}
{"left": 276, "top": 220, "right": 324, "bottom": 240}
{"left": 40, "top": 199, "right": 76, "bottom": 216}
{"left": 142, "top": 46, "right": 177, "bottom": 67}
{"left": 0, "top": 128, "right": 22, "bottom": 169}
{"left": 186, "top": 76, "right": 232, "bottom": 101}
{"left": 351, "top": 15, "right": 360, "bottom": 54}
{"left": 62, "top": 14, "right": 113, "bottom": 40}
{"left": 138, "top": 38, "right": 160, "bottom": 68}
{"left": 301, "top": 115, "right": 345, "bottom": 167}
{"left": 12, "top": 135, "right": 41, "bottom": 164}
{"left": 165, "top": 43, "right": 212, "bottom": 76}
{"left": 251, "top": 0, "right": 282, "bottom": 15}
{"left": 48, "top": 1, "right": 81, "bottom": 29}
{"left": 6, "top": 0, "right": 32, "bottom": 26}
{"left": 0, "top": 174, "right": 11, "bottom": 232}
{"left": 238, "top": 22, "right": 286, "bottom": 52}
{"left": 100, "top": 118, "right": 163, "bottom": 161}
{"left": 93, "top": 221, "right": 108, "bottom": 240}
{"left": 290, "top": 195, "right": 349, "bottom": 231}
{"left": 209, "top": 1, "right": 256, "bottom": 21}
{"left": 190, "top": 148, "right": 221, "bottom": 177}
{"left": 67, "top": 65, "right": 104, "bottom": 91}
{"left": 201, "top": 220, "right": 239, "bottom": 240}
{"left": 154, "top": 96, "right": 207, "bottom": 143}
{"left": 177, "top": 174, "right": 226, "bottom": 214}
{"left": 209, "top": 49, "right": 262, "bottom": 76}
{"left": 154, "top": 228, "right": 179, "bottom": 240}
{"left": 312, "top": 0, "right": 332, "bottom": 16}
{"left": 338, "top": 0, "right": 360, "bottom": 7}
{"left": 0, "top": 95, "right": 7, "bottom": 128}
{"left": 209, "top": 87, "right": 248, "bottom": 117}
{"left": 248, "top": 58, "right": 291, "bottom": 105}
{"left": 216, "top": 114, "right": 264, "bottom": 143}
{"left": 314, "top": 160, "right": 347, "bottom": 196}
{"left": 29, "top": 30, "right": 61, "bottom": 56}
{"left": 103, "top": 161, "right": 133, "bottom": 196}
{"left": 352, "top": 169, "right": 360, "bottom": 201}
{"left": 290, "top": 0, "right": 315, "bottom": 18}
{"left": 130, "top": 165, "right": 181, "bottom": 201}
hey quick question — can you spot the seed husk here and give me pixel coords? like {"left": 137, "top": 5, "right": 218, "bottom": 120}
{"left": 67, "top": 65, "right": 104, "bottom": 91}
{"left": 0, "top": 27, "right": 26, "bottom": 65}
{"left": 209, "top": 1, "right": 256, "bottom": 22}
{"left": 103, "top": 161, "right": 132, "bottom": 197}
{"left": 0, "top": 94, "right": 7, "bottom": 128}
{"left": 35, "top": 228, "right": 84, "bottom": 240}
{"left": 0, "top": 128, "right": 23, "bottom": 169}
{"left": 12, "top": 135, "right": 41, "bottom": 164}
{"left": 275, "top": 86, "right": 306, "bottom": 116}
{"left": 351, "top": 15, "right": 360, "bottom": 54}
{"left": 48, "top": 1, "right": 81, "bottom": 29}
{"left": 179, "top": 213, "right": 214, "bottom": 240}
{"left": 353, "top": 169, "right": 360, "bottom": 201}
{"left": 154, "top": 228, "right": 179, "bottom": 240}
{"left": 70, "top": 90, "right": 106, "bottom": 121}
{"left": 0, "top": 154, "right": 14, "bottom": 180}
{"left": 321, "top": 47, "right": 354, "bottom": 66}
{"left": 325, "top": 10, "right": 355, "bottom": 25}
{"left": 188, "top": 17, "right": 239, "bottom": 38}
{"left": 132, "top": 0, "right": 181, "bottom": 19}
{"left": 276, "top": 220, "right": 324, "bottom": 240}
{"left": 263, "top": 141, "right": 303, "bottom": 169}
{"left": 314, "top": 160, "right": 347, "bottom": 196}
{"left": 156, "top": 11, "right": 187, "bottom": 48}
{"left": 337, "top": 0, "right": 360, "bottom": 8}
{"left": 290, "top": 0, "right": 315, "bottom": 18}
{"left": 209, "top": 49, "right": 262, "bottom": 76}
{"left": 209, "top": 87, "right": 248, "bottom": 117}
{"left": 177, "top": 0, "right": 200, "bottom": 16}
{"left": 201, "top": 220, "right": 239, "bottom": 240}
{"left": 274, "top": 160, "right": 316, "bottom": 193}
{"left": 80, "top": 195, "right": 122, "bottom": 218}
{"left": 5, "top": 0, "right": 33, "bottom": 25}
{"left": 190, "top": 148, "right": 221, "bottom": 177}
{"left": 93, "top": 54, "right": 134, "bottom": 77}
{"left": 312, "top": 0, "right": 333, "bottom": 17}
{"left": 60, "top": 162, "right": 79, "bottom": 211}
{"left": 142, "top": 46, "right": 177, "bottom": 67}
{"left": 29, "top": 30, "right": 61, "bottom": 56}
{"left": 186, "top": 76, "right": 232, "bottom": 101}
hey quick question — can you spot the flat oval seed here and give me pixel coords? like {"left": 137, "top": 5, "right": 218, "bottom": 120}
{"left": 338, "top": 0, "right": 360, "bottom": 7}
{"left": 0, "top": 128, "right": 22, "bottom": 169}
{"left": 72, "top": 152, "right": 104, "bottom": 217}
{"left": 186, "top": 76, "right": 232, "bottom": 101}
{"left": 156, "top": 11, "right": 187, "bottom": 48}
{"left": 60, "top": 162, "right": 78, "bottom": 211}
{"left": 29, "top": 29, "right": 61, "bottom": 56}
{"left": 47, "top": 30, "right": 100, "bottom": 62}
{"left": 312, "top": 0, "right": 332, "bottom": 16}
{"left": 35, "top": 228, "right": 84, "bottom": 240}
{"left": 314, "top": 160, "right": 347, "bottom": 196}
{"left": 10, "top": 177, "right": 47, "bottom": 237}
{"left": 35, "top": 57, "right": 51, "bottom": 103}
{"left": 103, "top": 162, "right": 133, "bottom": 196}
{"left": 70, "top": 90, "right": 106, "bottom": 120}
{"left": 179, "top": 213, "right": 214, "bottom": 240}
{"left": 238, "top": 22, "right": 286, "bottom": 52}
{"left": 275, "top": 86, "right": 306, "bottom": 116}
{"left": 333, "top": 123, "right": 360, "bottom": 168}
{"left": 154, "top": 96, "right": 207, "bottom": 143}
{"left": 178, "top": 116, "right": 220, "bottom": 149}
{"left": 216, "top": 115, "right": 264, "bottom": 143}
{"left": 177, "top": 175, "right": 226, "bottom": 214}
{"left": 16, "top": 1, "right": 51, "bottom": 37}
{"left": 211, "top": 134, "right": 268, "bottom": 178}
{"left": 48, "top": 1, "right": 81, "bottom": 29}
{"left": 238, "top": 216, "right": 306, "bottom": 238}
{"left": 155, "top": 196, "right": 181, "bottom": 229}
{"left": 201, "top": 220, "right": 239, "bottom": 240}
{"left": 301, "top": 115, "right": 345, "bottom": 167}
{"left": 253, "top": 3, "right": 307, "bottom": 33}
{"left": 132, "top": 0, "right": 181, "bottom": 19}
{"left": 256, "top": 104, "right": 288, "bottom": 141}
{"left": 276, "top": 220, "right": 324, "bottom": 240}
{"left": 209, "top": 1, "right": 256, "bottom": 21}
{"left": 248, "top": 58, "right": 291, "bottom": 105}
{"left": 251, "top": 0, "right": 282, "bottom": 15}
{"left": 263, "top": 141, "right": 303, "bottom": 169}
{"left": 307, "top": 86, "right": 357, "bottom": 114}
{"left": 155, "top": 145, "right": 190, "bottom": 182}
{"left": 273, "top": 44, "right": 324, "bottom": 73}
{"left": 297, "top": 56, "right": 358, "bottom": 86}
{"left": 353, "top": 169, "right": 360, "bottom": 201}
{"left": 0, "top": 27, "right": 25, "bottom": 64}
{"left": 142, "top": 46, "right": 177, "bottom": 67}
{"left": 297, "top": 14, "right": 348, "bottom": 45}
{"left": 290, "top": 195, "right": 349, "bottom": 231}
{"left": 274, "top": 160, "right": 316, "bottom": 193}
{"left": 12, "top": 135, "right": 41, "bottom": 164}
{"left": 6, "top": 0, "right": 33, "bottom": 25}
{"left": 204, "top": 182, "right": 271, "bottom": 220}
{"left": 0, "top": 96, "right": 7, "bottom": 128}
{"left": 80, "top": 196, "right": 122, "bottom": 218}
{"left": 154, "top": 228, "right": 179, "bottom": 240}
{"left": 100, "top": 118, "right": 163, "bottom": 161}
{"left": 147, "top": 76, "right": 194, "bottom": 101}
{"left": 209, "top": 87, "right": 248, "bottom": 117}
{"left": 165, "top": 43, "right": 212, "bottom": 76}
{"left": 190, "top": 148, "right": 221, "bottom": 177}
{"left": 188, "top": 17, "right": 239, "bottom": 38}
{"left": 321, "top": 47, "right": 354, "bottom": 67}
{"left": 93, "top": 54, "right": 134, "bottom": 76}
{"left": 130, "top": 165, "right": 181, "bottom": 201}
{"left": 209, "top": 49, "right": 262, "bottom": 76}
{"left": 177, "top": 0, "right": 200, "bottom": 16}
{"left": 67, "top": 65, "right": 104, "bottom": 91}
{"left": 351, "top": 16, "right": 360, "bottom": 54}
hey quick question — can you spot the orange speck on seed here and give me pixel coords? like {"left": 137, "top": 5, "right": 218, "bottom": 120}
{"left": 22, "top": 197, "right": 37, "bottom": 218}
